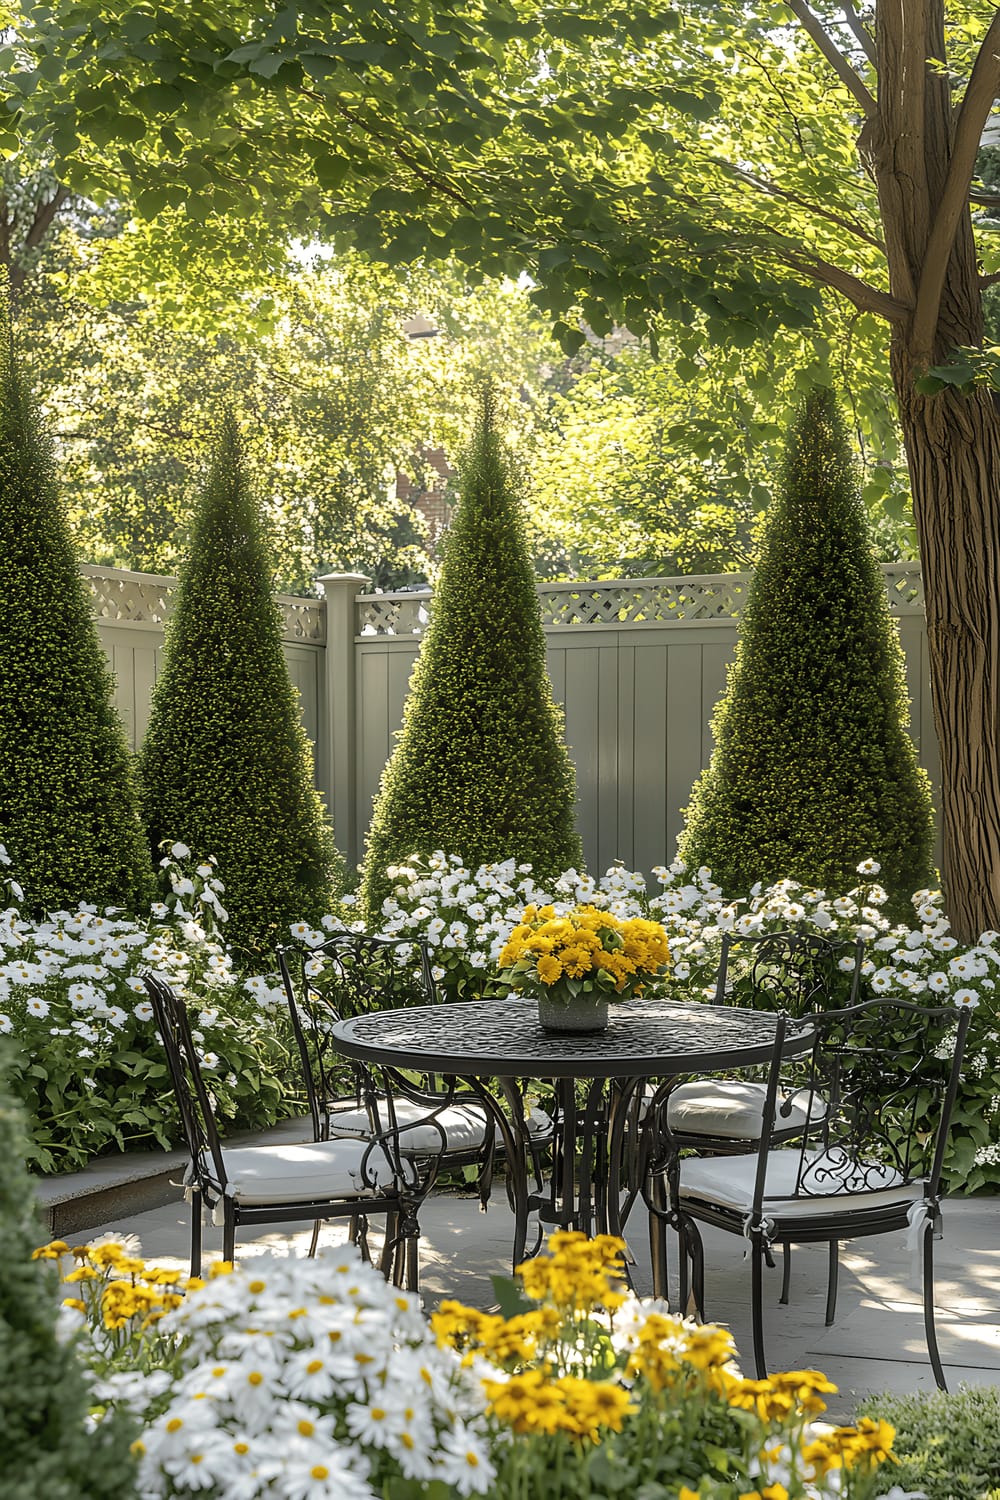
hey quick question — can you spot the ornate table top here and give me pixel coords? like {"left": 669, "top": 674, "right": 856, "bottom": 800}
{"left": 330, "top": 995, "right": 813, "bottom": 1079}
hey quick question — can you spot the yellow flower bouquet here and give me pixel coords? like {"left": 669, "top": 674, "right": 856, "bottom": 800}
{"left": 497, "top": 904, "right": 670, "bottom": 1031}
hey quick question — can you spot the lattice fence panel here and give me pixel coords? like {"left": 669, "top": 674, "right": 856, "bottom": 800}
{"left": 82, "top": 566, "right": 324, "bottom": 643}
{"left": 83, "top": 566, "right": 175, "bottom": 625}
{"left": 354, "top": 564, "right": 923, "bottom": 638}
{"left": 357, "top": 595, "right": 430, "bottom": 637}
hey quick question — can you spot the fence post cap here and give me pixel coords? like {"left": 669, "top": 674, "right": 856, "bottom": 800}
{"left": 315, "top": 572, "right": 371, "bottom": 590}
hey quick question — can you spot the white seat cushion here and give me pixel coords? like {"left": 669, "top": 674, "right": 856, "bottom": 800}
{"left": 328, "top": 1097, "right": 552, "bottom": 1154}
{"left": 679, "top": 1148, "right": 919, "bottom": 1217}
{"left": 204, "top": 1138, "right": 395, "bottom": 1206}
{"left": 667, "top": 1080, "right": 827, "bottom": 1141}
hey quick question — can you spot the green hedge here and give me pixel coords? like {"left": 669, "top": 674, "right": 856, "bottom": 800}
{"left": 0, "top": 1051, "right": 139, "bottom": 1496}
{"left": 859, "top": 1385, "right": 1000, "bottom": 1499}
{"left": 0, "top": 317, "right": 153, "bottom": 912}
{"left": 138, "top": 414, "right": 340, "bottom": 958}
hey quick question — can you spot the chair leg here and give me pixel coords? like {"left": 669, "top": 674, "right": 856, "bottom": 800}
{"left": 779, "top": 1242, "right": 792, "bottom": 1305}
{"left": 687, "top": 1218, "right": 706, "bottom": 1321}
{"left": 751, "top": 1237, "right": 768, "bottom": 1379}
{"left": 647, "top": 1172, "right": 670, "bottom": 1301}
{"left": 825, "top": 1240, "right": 839, "bottom": 1326}
{"left": 677, "top": 1217, "right": 690, "bottom": 1313}
{"left": 222, "top": 1204, "right": 236, "bottom": 1265}
{"left": 307, "top": 1219, "right": 322, "bottom": 1258}
{"left": 404, "top": 1231, "right": 419, "bottom": 1294}
{"left": 189, "top": 1188, "right": 202, "bottom": 1279}
{"left": 923, "top": 1219, "right": 948, "bottom": 1392}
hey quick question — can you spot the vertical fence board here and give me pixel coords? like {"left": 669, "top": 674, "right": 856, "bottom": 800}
{"left": 665, "top": 640, "right": 706, "bottom": 865}
{"left": 562, "top": 644, "right": 601, "bottom": 870}
{"left": 356, "top": 648, "right": 392, "bottom": 862}
{"left": 632, "top": 644, "right": 669, "bottom": 875}
{"left": 614, "top": 645, "right": 636, "bottom": 871}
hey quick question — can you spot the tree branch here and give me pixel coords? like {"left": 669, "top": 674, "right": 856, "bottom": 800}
{"left": 9, "top": 185, "right": 70, "bottom": 293}
{"left": 980, "top": 270, "right": 1000, "bottom": 288}
{"left": 785, "top": 0, "right": 876, "bottom": 117}
{"left": 711, "top": 154, "right": 886, "bottom": 251}
{"left": 841, "top": 2, "right": 876, "bottom": 66}
{"left": 913, "top": 9, "right": 1000, "bottom": 355}
{"left": 780, "top": 249, "right": 911, "bottom": 321}
{"left": 0, "top": 193, "right": 10, "bottom": 274}
{"left": 300, "top": 87, "right": 477, "bottom": 210}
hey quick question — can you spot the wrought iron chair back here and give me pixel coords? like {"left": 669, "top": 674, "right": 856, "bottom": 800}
{"left": 749, "top": 997, "right": 969, "bottom": 1212}
{"left": 145, "top": 968, "right": 441, "bottom": 1285}
{"left": 306, "top": 931, "right": 437, "bottom": 1017}
{"left": 714, "top": 930, "right": 865, "bottom": 1016}
{"left": 276, "top": 937, "right": 469, "bottom": 1174}
{"left": 650, "top": 995, "right": 972, "bottom": 1386}
{"left": 144, "top": 971, "right": 230, "bottom": 1201}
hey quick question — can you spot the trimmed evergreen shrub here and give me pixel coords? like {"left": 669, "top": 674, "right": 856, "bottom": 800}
{"left": 362, "top": 383, "right": 582, "bottom": 915}
{"left": 138, "top": 413, "right": 340, "bottom": 956}
{"left": 0, "top": 1048, "right": 139, "bottom": 1499}
{"left": 0, "top": 326, "right": 153, "bottom": 913}
{"left": 679, "top": 385, "right": 933, "bottom": 906}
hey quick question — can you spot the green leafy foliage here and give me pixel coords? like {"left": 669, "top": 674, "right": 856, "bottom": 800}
{"left": 0, "top": 319, "right": 154, "bottom": 913}
{"left": 679, "top": 387, "right": 934, "bottom": 908}
{"left": 137, "top": 414, "right": 341, "bottom": 958}
{"left": 11, "top": 193, "right": 558, "bottom": 588}
{"left": 0, "top": 1054, "right": 139, "bottom": 1498}
{"left": 526, "top": 323, "right": 916, "bottom": 578}
{"left": 858, "top": 1386, "right": 1000, "bottom": 1500}
{"left": 362, "top": 384, "right": 582, "bottom": 915}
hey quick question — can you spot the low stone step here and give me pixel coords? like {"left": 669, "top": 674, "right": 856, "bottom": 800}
{"left": 31, "top": 1118, "right": 315, "bottom": 1238}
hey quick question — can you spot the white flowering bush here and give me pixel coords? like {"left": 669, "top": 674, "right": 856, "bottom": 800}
{"left": 54, "top": 1239, "right": 495, "bottom": 1500}
{"left": 645, "top": 857, "right": 1000, "bottom": 1193}
{"left": 0, "top": 844, "right": 294, "bottom": 1173}
{"left": 345, "top": 852, "right": 1000, "bottom": 1194}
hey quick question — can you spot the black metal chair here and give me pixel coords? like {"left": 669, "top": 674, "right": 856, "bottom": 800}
{"left": 277, "top": 933, "right": 552, "bottom": 1205}
{"left": 644, "top": 996, "right": 972, "bottom": 1388}
{"left": 144, "top": 972, "right": 443, "bottom": 1289}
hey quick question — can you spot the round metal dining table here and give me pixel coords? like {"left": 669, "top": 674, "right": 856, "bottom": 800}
{"left": 330, "top": 993, "right": 814, "bottom": 1276}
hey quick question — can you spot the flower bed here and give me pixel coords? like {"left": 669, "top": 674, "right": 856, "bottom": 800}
{"left": 43, "top": 1230, "right": 911, "bottom": 1500}
{"left": 0, "top": 846, "right": 293, "bottom": 1173}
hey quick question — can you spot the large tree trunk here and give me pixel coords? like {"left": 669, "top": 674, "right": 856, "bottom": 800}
{"left": 870, "top": 0, "right": 1000, "bottom": 940}
{"left": 894, "top": 364, "right": 1000, "bottom": 940}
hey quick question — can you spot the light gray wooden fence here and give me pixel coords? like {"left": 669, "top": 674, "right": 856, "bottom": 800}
{"left": 85, "top": 562, "right": 938, "bottom": 875}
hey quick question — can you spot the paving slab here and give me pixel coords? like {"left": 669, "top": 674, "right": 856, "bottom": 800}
{"left": 75, "top": 1183, "right": 1000, "bottom": 1418}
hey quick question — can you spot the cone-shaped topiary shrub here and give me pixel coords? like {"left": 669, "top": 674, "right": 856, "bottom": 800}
{"left": 679, "top": 385, "right": 933, "bottom": 907}
{"left": 0, "top": 1049, "right": 139, "bottom": 1499}
{"left": 138, "top": 413, "right": 340, "bottom": 957}
{"left": 362, "top": 383, "right": 582, "bottom": 916}
{"left": 0, "top": 323, "right": 153, "bottom": 914}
